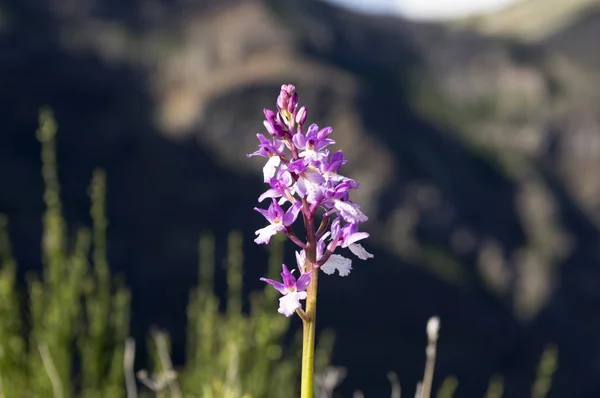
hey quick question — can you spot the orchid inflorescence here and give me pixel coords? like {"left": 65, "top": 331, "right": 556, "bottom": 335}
{"left": 248, "top": 84, "right": 373, "bottom": 318}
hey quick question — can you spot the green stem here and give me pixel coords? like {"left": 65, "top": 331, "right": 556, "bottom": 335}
{"left": 300, "top": 209, "right": 318, "bottom": 398}
{"left": 300, "top": 270, "right": 318, "bottom": 398}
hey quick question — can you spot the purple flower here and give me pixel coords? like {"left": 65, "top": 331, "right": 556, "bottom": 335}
{"left": 319, "top": 150, "right": 348, "bottom": 182}
{"left": 284, "top": 159, "right": 326, "bottom": 205}
{"left": 250, "top": 83, "right": 373, "bottom": 308}
{"left": 323, "top": 179, "right": 358, "bottom": 202}
{"left": 254, "top": 200, "right": 301, "bottom": 244}
{"left": 247, "top": 134, "right": 286, "bottom": 182}
{"left": 249, "top": 83, "right": 375, "bottom": 322}
{"left": 320, "top": 180, "right": 367, "bottom": 223}
{"left": 247, "top": 134, "right": 285, "bottom": 159}
{"left": 258, "top": 175, "right": 293, "bottom": 203}
{"left": 294, "top": 172, "right": 326, "bottom": 205}
{"left": 330, "top": 218, "right": 373, "bottom": 260}
{"left": 296, "top": 237, "right": 353, "bottom": 277}
{"left": 261, "top": 264, "right": 312, "bottom": 316}
{"left": 284, "top": 158, "right": 308, "bottom": 176}
{"left": 292, "top": 124, "right": 335, "bottom": 162}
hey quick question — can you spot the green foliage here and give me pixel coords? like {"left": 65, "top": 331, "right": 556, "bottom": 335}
{"left": 179, "top": 232, "right": 299, "bottom": 398}
{"left": 0, "top": 215, "right": 27, "bottom": 394}
{"left": 436, "top": 376, "right": 458, "bottom": 398}
{"left": 0, "top": 108, "right": 330, "bottom": 397}
{"left": 77, "top": 170, "right": 131, "bottom": 398}
{"left": 531, "top": 344, "right": 558, "bottom": 398}
{"left": 485, "top": 375, "right": 505, "bottom": 398}
{"left": 0, "top": 108, "right": 131, "bottom": 397}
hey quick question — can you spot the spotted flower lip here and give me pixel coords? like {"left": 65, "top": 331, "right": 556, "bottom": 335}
{"left": 296, "top": 236, "right": 353, "bottom": 277}
{"left": 254, "top": 199, "right": 301, "bottom": 244}
{"left": 260, "top": 264, "right": 312, "bottom": 317}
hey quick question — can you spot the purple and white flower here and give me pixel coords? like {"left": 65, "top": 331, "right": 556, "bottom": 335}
{"left": 319, "top": 150, "right": 348, "bottom": 183}
{"left": 329, "top": 218, "right": 373, "bottom": 260}
{"left": 296, "top": 237, "right": 353, "bottom": 277}
{"left": 258, "top": 175, "right": 294, "bottom": 204}
{"left": 292, "top": 124, "right": 335, "bottom": 162}
{"left": 247, "top": 134, "right": 286, "bottom": 182}
{"left": 250, "top": 84, "right": 373, "bottom": 317}
{"left": 261, "top": 264, "right": 312, "bottom": 317}
{"left": 254, "top": 199, "right": 301, "bottom": 244}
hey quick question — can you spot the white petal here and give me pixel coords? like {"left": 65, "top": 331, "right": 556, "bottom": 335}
{"left": 295, "top": 250, "right": 306, "bottom": 273}
{"left": 334, "top": 200, "right": 368, "bottom": 223}
{"left": 323, "top": 171, "right": 349, "bottom": 183}
{"left": 302, "top": 176, "right": 323, "bottom": 204}
{"left": 299, "top": 149, "right": 317, "bottom": 161}
{"left": 320, "top": 254, "right": 352, "bottom": 277}
{"left": 278, "top": 291, "right": 307, "bottom": 317}
{"left": 349, "top": 243, "right": 374, "bottom": 260}
{"left": 263, "top": 156, "right": 281, "bottom": 182}
{"left": 254, "top": 224, "right": 280, "bottom": 244}
{"left": 293, "top": 177, "right": 307, "bottom": 197}
{"left": 300, "top": 149, "right": 327, "bottom": 163}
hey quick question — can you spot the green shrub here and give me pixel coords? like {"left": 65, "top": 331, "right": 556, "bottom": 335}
{"left": 0, "top": 108, "right": 331, "bottom": 398}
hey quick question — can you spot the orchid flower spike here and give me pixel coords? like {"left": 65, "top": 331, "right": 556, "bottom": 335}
{"left": 249, "top": 84, "right": 373, "bottom": 317}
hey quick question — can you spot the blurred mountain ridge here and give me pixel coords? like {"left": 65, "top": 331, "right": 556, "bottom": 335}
{"left": 452, "top": 0, "right": 600, "bottom": 41}
{"left": 1, "top": 0, "right": 600, "bottom": 396}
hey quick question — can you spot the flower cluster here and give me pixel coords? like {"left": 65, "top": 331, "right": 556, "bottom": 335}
{"left": 248, "top": 84, "right": 373, "bottom": 317}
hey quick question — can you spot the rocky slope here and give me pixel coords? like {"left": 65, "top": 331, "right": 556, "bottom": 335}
{"left": 1, "top": 0, "right": 600, "bottom": 396}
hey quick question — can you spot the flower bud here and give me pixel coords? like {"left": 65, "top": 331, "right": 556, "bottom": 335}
{"left": 277, "top": 85, "right": 297, "bottom": 114}
{"left": 276, "top": 112, "right": 290, "bottom": 131}
{"left": 277, "top": 90, "right": 290, "bottom": 112}
{"left": 264, "top": 119, "right": 285, "bottom": 137}
{"left": 264, "top": 108, "right": 276, "bottom": 121}
{"left": 281, "top": 84, "right": 296, "bottom": 96}
{"left": 287, "top": 92, "right": 299, "bottom": 113}
{"left": 295, "top": 106, "right": 307, "bottom": 125}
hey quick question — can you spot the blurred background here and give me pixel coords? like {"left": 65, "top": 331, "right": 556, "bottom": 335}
{"left": 1, "top": 0, "right": 600, "bottom": 396}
